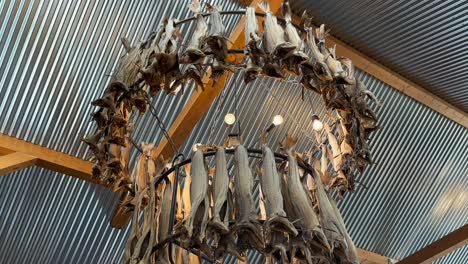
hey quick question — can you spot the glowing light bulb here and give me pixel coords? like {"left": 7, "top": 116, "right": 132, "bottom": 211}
{"left": 192, "top": 143, "right": 201, "bottom": 152}
{"left": 272, "top": 115, "right": 284, "bottom": 126}
{"left": 224, "top": 113, "right": 236, "bottom": 126}
{"left": 312, "top": 119, "right": 323, "bottom": 131}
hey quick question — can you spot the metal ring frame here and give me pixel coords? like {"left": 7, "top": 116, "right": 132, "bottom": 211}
{"left": 150, "top": 147, "right": 314, "bottom": 263}
{"left": 140, "top": 10, "right": 317, "bottom": 262}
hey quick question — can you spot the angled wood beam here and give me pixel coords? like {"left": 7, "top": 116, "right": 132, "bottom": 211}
{"left": 110, "top": 0, "right": 284, "bottom": 229}
{"left": 0, "top": 152, "right": 37, "bottom": 176}
{"left": 398, "top": 224, "right": 468, "bottom": 264}
{"left": 289, "top": 14, "right": 468, "bottom": 128}
{"left": 0, "top": 134, "right": 100, "bottom": 185}
{"left": 358, "top": 248, "right": 392, "bottom": 264}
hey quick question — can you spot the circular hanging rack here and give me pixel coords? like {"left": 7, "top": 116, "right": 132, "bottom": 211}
{"left": 148, "top": 146, "right": 316, "bottom": 263}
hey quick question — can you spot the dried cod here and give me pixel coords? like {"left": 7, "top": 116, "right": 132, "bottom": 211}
{"left": 281, "top": 0, "right": 308, "bottom": 74}
{"left": 232, "top": 145, "right": 264, "bottom": 252}
{"left": 181, "top": 0, "right": 208, "bottom": 64}
{"left": 282, "top": 136, "right": 330, "bottom": 252}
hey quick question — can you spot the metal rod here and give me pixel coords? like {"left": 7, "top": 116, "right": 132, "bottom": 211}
{"left": 149, "top": 147, "right": 314, "bottom": 259}
{"left": 174, "top": 10, "right": 305, "bottom": 32}
{"left": 153, "top": 147, "right": 314, "bottom": 187}
{"left": 167, "top": 153, "right": 185, "bottom": 234}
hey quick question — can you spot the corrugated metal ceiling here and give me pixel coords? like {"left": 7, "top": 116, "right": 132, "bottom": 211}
{"left": 290, "top": 0, "right": 468, "bottom": 113}
{"left": 0, "top": 0, "right": 466, "bottom": 263}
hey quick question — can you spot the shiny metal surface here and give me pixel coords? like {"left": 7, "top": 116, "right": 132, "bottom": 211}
{"left": 290, "top": 0, "right": 468, "bottom": 112}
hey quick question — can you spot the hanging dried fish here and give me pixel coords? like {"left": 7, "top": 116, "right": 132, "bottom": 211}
{"left": 142, "top": 18, "right": 183, "bottom": 95}
{"left": 232, "top": 145, "right": 264, "bottom": 252}
{"left": 113, "top": 38, "right": 144, "bottom": 87}
{"left": 281, "top": 0, "right": 308, "bottom": 74}
{"left": 258, "top": 0, "right": 295, "bottom": 59}
{"left": 123, "top": 188, "right": 148, "bottom": 264}
{"left": 260, "top": 144, "right": 298, "bottom": 236}
{"left": 312, "top": 149, "right": 347, "bottom": 254}
{"left": 282, "top": 136, "right": 330, "bottom": 252}
{"left": 181, "top": 0, "right": 208, "bottom": 64}
{"left": 305, "top": 26, "right": 333, "bottom": 81}
{"left": 203, "top": 3, "right": 228, "bottom": 63}
{"left": 329, "top": 195, "right": 360, "bottom": 264}
{"left": 209, "top": 147, "right": 230, "bottom": 233}
{"left": 179, "top": 149, "right": 210, "bottom": 244}
{"left": 156, "top": 179, "right": 175, "bottom": 264}
{"left": 315, "top": 25, "right": 347, "bottom": 81}
{"left": 243, "top": 6, "right": 263, "bottom": 83}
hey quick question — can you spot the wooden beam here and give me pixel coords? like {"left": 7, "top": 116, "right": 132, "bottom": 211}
{"left": 398, "top": 224, "right": 468, "bottom": 264}
{"left": 289, "top": 14, "right": 468, "bottom": 128}
{"left": 109, "top": 0, "right": 282, "bottom": 229}
{"left": 0, "top": 134, "right": 100, "bottom": 185}
{"left": 0, "top": 152, "right": 37, "bottom": 176}
{"left": 358, "top": 248, "right": 392, "bottom": 264}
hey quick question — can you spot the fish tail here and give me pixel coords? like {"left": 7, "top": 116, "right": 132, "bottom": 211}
{"left": 281, "top": 0, "right": 292, "bottom": 22}
{"left": 258, "top": 0, "right": 270, "bottom": 13}
{"left": 188, "top": 0, "right": 201, "bottom": 13}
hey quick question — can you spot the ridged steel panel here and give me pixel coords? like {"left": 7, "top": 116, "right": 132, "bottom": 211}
{"left": 0, "top": 0, "right": 243, "bottom": 263}
{"left": 290, "top": 0, "right": 468, "bottom": 112}
{"left": 0, "top": 167, "right": 128, "bottom": 263}
{"left": 180, "top": 68, "right": 468, "bottom": 262}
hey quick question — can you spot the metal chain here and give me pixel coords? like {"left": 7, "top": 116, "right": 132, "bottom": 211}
{"left": 148, "top": 99, "right": 179, "bottom": 155}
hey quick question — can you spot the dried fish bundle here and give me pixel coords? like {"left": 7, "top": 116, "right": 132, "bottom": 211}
{"left": 141, "top": 18, "right": 183, "bottom": 95}
{"left": 282, "top": 136, "right": 330, "bottom": 252}
{"left": 203, "top": 4, "right": 228, "bottom": 62}
{"left": 305, "top": 26, "right": 333, "bottom": 82}
{"left": 179, "top": 149, "right": 210, "bottom": 245}
{"left": 209, "top": 147, "right": 230, "bottom": 233}
{"left": 260, "top": 144, "right": 297, "bottom": 236}
{"left": 312, "top": 148, "right": 347, "bottom": 255}
{"left": 113, "top": 38, "right": 145, "bottom": 87}
{"left": 259, "top": 0, "right": 296, "bottom": 59}
{"left": 181, "top": 0, "right": 208, "bottom": 65}
{"left": 232, "top": 145, "right": 264, "bottom": 252}
{"left": 244, "top": 6, "right": 263, "bottom": 83}
{"left": 316, "top": 25, "right": 347, "bottom": 81}
{"left": 281, "top": 0, "right": 309, "bottom": 74}
{"left": 156, "top": 179, "right": 175, "bottom": 264}
{"left": 329, "top": 195, "right": 360, "bottom": 264}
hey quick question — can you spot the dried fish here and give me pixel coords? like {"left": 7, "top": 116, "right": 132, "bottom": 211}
{"left": 156, "top": 179, "right": 175, "bottom": 264}
{"left": 243, "top": 6, "right": 263, "bottom": 83}
{"left": 305, "top": 27, "right": 333, "bottom": 81}
{"left": 260, "top": 144, "right": 298, "bottom": 236}
{"left": 258, "top": 0, "right": 295, "bottom": 58}
{"left": 209, "top": 147, "right": 230, "bottom": 233}
{"left": 281, "top": 0, "right": 308, "bottom": 74}
{"left": 113, "top": 38, "right": 144, "bottom": 87}
{"left": 180, "top": 149, "right": 210, "bottom": 243}
{"left": 123, "top": 188, "right": 148, "bottom": 264}
{"left": 203, "top": 4, "right": 228, "bottom": 63}
{"left": 282, "top": 136, "right": 330, "bottom": 251}
{"left": 313, "top": 148, "right": 347, "bottom": 254}
{"left": 181, "top": 0, "right": 207, "bottom": 64}
{"left": 329, "top": 195, "right": 360, "bottom": 264}
{"left": 315, "top": 25, "right": 346, "bottom": 80}
{"left": 232, "top": 145, "right": 264, "bottom": 252}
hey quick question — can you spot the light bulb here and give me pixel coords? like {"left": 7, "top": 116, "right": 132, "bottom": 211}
{"left": 192, "top": 143, "right": 201, "bottom": 152}
{"left": 272, "top": 115, "right": 284, "bottom": 126}
{"left": 224, "top": 113, "right": 236, "bottom": 126}
{"left": 312, "top": 119, "right": 323, "bottom": 131}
